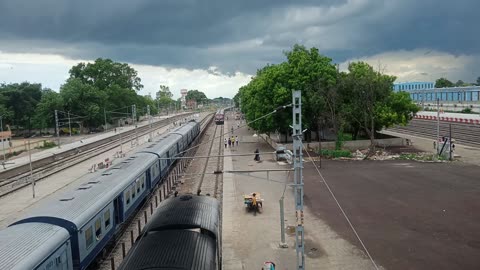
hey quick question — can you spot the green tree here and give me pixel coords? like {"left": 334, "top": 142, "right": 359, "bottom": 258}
{"left": 435, "top": 77, "right": 454, "bottom": 88}
{"left": 69, "top": 58, "right": 143, "bottom": 91}
{"left": 0, "top": 82, "right": 43, "bottom": 132}
{"left": 284, "top": 45, "right": 338, "bottom": 141}
{"left": 60, "top": 78, "right": 107, "bottom": 128}
{"left": 186, "top": 90, "right": 208, "bottom": 104}
{"left": 32, "top": 89, "right": 64, "bottom": 130}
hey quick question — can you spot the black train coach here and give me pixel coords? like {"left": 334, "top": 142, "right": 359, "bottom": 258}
{"left": 119, "top": 195, "right": 220, "bottom": 270}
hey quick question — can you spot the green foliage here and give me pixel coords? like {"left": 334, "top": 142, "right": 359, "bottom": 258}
{"left": 319, "top": 149, "right": 352, "bottom": 158}
{"left": 37, "top": 141, "right": 57, "bottom": 149}
{"left": 186, "top": 90, "right": 208, "bottom": 104}
{"left": 0, "top": 82, "right": 43, "bottom": 129}
{"left": 435, "top": 77, "right": 454, "bottom": 88}
{"left": 461, "top": 107, "right": 473, "bottom": 113}
{"left": 236, "top": 44, "right": 418, "bottom": 148}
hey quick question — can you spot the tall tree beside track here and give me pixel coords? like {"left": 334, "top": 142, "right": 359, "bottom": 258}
{"left": 237, "top": 45, "right": 418, "bottom": 149}
{"left": 61, "top": 58, "right": 145, "bottom": 128}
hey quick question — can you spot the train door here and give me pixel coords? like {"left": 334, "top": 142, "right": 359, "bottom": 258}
{"left": 146, "top": 167, "right": 152, "bottom": 190}
{"left": 113, "top": 196, "right": 123, "bottom": 225}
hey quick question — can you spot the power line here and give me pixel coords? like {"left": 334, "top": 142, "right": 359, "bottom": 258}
{"left": 302, "top": 145, "right": 380, "bottom": 270}
{"left": 173, "top": 104, "right": 292, "bottom": 159}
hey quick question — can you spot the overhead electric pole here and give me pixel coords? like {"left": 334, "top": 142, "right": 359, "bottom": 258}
{"left": 132, "top": 104, "right": 138, "bottom": 145}
{"left": 147, "top": 105, "right": 152, "bottom": 141}
{"left": 54, "top": 110, "right": 60, "bottom": 148}
{"left": 68, "top": 111, "right": 72, "bottom": 137}
{"left": 292, "top": 90, "right": 305, "bottom": 269}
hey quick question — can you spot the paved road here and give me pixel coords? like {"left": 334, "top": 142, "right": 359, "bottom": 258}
{"left": 303, "top": 160, "right": 480, "bottom": 270}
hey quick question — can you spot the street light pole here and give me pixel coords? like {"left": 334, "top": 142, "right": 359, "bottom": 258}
{"left": 28, "top": 139, "right": 35, "bottom": 198}
{"left": 1, "top": 116, "right": 5, "bottom": 162}
{"left": 68, "top": 111, "right": 72, "bottom": 137}
{"left": 104, "top": 108, "right": 108, "bottom": 133}
{"left": 55, "top": 110, "right": 60, "bottom": 148}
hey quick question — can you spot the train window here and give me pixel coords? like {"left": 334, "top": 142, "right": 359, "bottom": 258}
{"left": 126, "top": 191, "right": 130, "bottom": 205}
{"left": 136, "top": 181, "right": 140, "bottom": 193}
{"left": 141, "top": 176, "right": 145, "bottom": 188}
{"left": 132, "top": 187, "right": 136, "bottom": 199}
{"left": 95, "top": 218, "right": 102, "bottom": 239}
{"left": 85, "top": 226, "right": 93, "bottom": 249}
{"left": 104, "top": 210, "right": 111, "bottom": 229}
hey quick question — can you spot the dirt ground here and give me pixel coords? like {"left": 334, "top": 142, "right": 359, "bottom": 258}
{"left": 303, "top": 159, "right": 480, "bottom": 270}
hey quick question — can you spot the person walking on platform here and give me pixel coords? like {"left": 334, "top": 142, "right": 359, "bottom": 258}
{"left": 224, "top": 138, "right": 227, "bottom": 148}
{"left": 254, "top": 148, "right": 260, "bottom": 161}
{"left": 231, "top": 136, "right": 235, "bottom": 147}
{"left": 235, "top": 135, "right": 239, "bottom": 146}
{"left": 228, "top": 137, "right": 232, "bottom": 148}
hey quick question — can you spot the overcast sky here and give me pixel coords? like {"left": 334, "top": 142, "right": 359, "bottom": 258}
{"left": 0, "top": 0, "right": 479, "bottom": 98}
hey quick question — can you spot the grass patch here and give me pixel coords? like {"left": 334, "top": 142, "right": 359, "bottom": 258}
{"left": 319, "top": 149, "right": 352, "bottom": 159}
{"left": 36, "top": 141, "right": 57, "bottom": 149}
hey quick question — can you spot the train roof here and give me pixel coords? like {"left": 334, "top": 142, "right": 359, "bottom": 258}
{"left": 170, "top": 121, "right": 198, "bottom": 137}
{"left": 143, "top": 195, "right": 220, "bottom": 238}
{"left": 13, "top": 152, "right": 158, "bottom": 232}
{"left": 140, "top": 133, "right": 182, "bottom": 156}
{"left": 119, "top": 230, "right": 217, "bottom": 270}
{"left": 0, "top": 222, "right": 69, "bottom": 270}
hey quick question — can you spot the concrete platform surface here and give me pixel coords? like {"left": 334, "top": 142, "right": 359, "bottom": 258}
{"left": 1, "top": 113, "right": 192, "bottom": 171}
{"left": 222, "top": 113, "right": 377, "bottom": 270}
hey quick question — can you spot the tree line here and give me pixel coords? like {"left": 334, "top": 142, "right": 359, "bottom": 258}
{"left": 0, "top": 58, "right": 231, "bottom": 136}
{"left": 235, "top": 44, "right": 419, "bottom": 149}
{"left": 434, "top": 77, "right": 480, "bottom": 88}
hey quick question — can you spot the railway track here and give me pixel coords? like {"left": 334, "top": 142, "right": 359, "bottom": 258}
{"left": 387, "top": 119, "right": 480, "bottom": 147}
{"left": 96, "top": 113, "right": 215, "bottom": 270}
{"left": 178, "top": 119, "right": 224, "bottom": 197}
{"left": 0, "top": 114, "right": 194, "bottom": 197}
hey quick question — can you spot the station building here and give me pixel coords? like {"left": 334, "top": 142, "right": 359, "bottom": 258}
{"left": 393, "top": 82, "right": 480, "bottom": 103}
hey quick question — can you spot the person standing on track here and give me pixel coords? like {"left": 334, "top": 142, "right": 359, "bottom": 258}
{"left": 224, "top": 138, "right": 227, "bottom": 148}
{"left": 235, "top": 135, "right": 239, "bottom": 146}
{"left": 228, "top": 137, "right": 232, "bottom": 148}
{"left": 231, "top": 136, "right": 235, "bottom": 147}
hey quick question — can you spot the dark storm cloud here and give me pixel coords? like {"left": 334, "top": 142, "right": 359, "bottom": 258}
{"left": 0, "top": 0, "right": 479, "bottom": 73}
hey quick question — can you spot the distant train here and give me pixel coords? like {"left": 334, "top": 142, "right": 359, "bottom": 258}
{"left": 0, "top": 120, "right": 201, "bottom": 270}
{"left": 215, "top": 109, "right": 224, "bottom": 125}
{"left": 119, "top": 195, "right": 220, "bottom": 270}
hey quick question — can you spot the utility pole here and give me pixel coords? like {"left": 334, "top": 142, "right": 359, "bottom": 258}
{"left": 1, "top": 115, "right": 5, "bottom": 162}
{"left": 104, "top": 108, "right": 108, "bottom": 133}
{"left": 28, "top": 139, "right": 34, "bottom": 198}
{"left": 436, "top": 98, "right": 440, "bottom": 155}
{"left": 55, "top": 110, "right": 60, "bottom": 148}
{"left": 147, "top": 105, "right": 152, "bottom": 142}
{"left": 68, "top": 111, "right": 72, "bottom": 137}
{"left": 132, "top": 105, "right": 138, "bottom": 145}
{"left": 292, "top": 90, "right": 305, "bottom": 269}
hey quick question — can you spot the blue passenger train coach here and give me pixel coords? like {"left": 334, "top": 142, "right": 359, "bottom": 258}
{"left": 0, "top": 120, "right": 201, "bottom": 270}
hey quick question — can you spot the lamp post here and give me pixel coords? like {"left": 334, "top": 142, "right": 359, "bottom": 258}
{"left": 0, "top": 115, "right": 5, "bottom": 162}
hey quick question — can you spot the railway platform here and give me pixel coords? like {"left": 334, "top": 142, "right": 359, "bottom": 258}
{"left": 221, "top": 113, "right": 373, "bottom": 269}
{"left": 0, "top": 113, "right": 191, "bottom": 171}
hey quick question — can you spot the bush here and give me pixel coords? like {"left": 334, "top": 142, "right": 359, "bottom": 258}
{"left": 461, "top": 107, "right": 473, "bottom": 114}
{"left": 38, "top": 141, "right": 57, "bottom": 149}
{"left": 319, "top": 149, "right": 352, "bottom": 158}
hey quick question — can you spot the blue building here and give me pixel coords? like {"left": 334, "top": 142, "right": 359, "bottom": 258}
{"left": 393, "top": 82, "right": 480, "bottom": 103}
{"left": 393, "top": 82, "right": 434, "bottom": 91}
